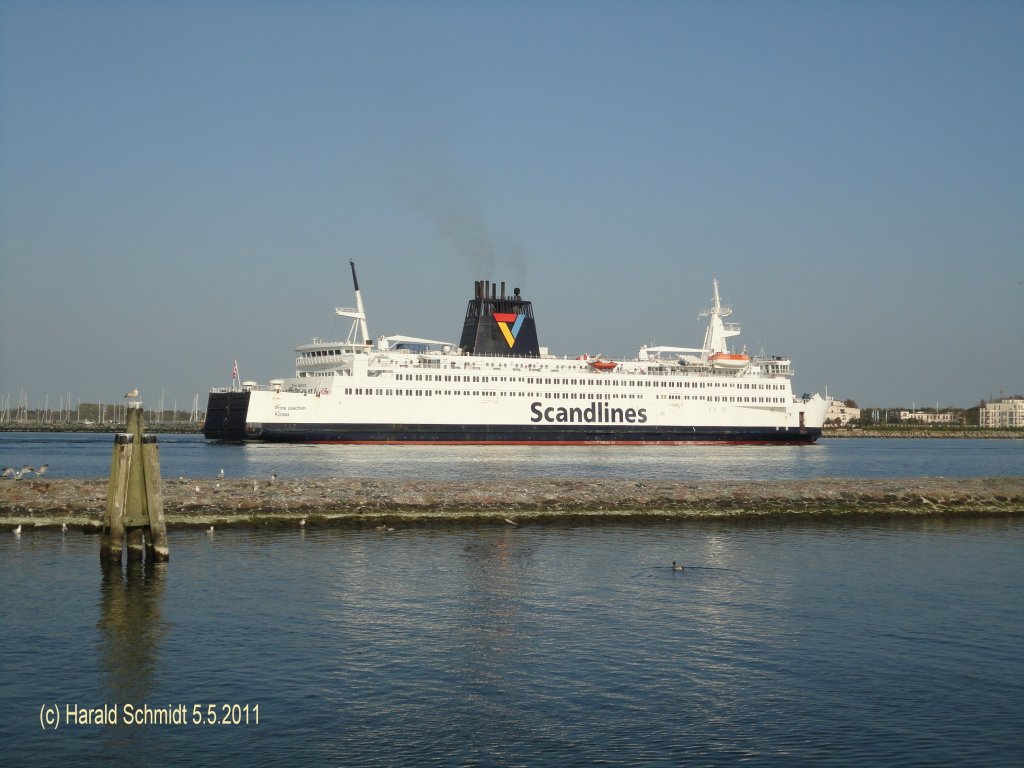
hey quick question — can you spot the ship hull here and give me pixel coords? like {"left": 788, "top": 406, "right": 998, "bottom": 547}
{"left": 203, "top": 391, "right": 251, "bottom": 441}
{"left": 203, "top": 392, "right": 821, "bottom": 444}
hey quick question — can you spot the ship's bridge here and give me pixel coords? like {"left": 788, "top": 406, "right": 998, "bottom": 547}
{"left": 295, "top": 338, "right": 371, "bottom": 369}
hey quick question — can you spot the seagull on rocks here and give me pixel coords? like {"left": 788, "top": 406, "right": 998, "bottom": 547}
{"left": 124, "top": 388, "right": 139, "bottom": 399}
{"left": 268, "top": 471, "right": 277, "bottom": 486}
{"left": 1, "top": 467, "right": 13, "bottom": 479}
{"left": 217, "top": 468, "right": 225, "bottom": 480}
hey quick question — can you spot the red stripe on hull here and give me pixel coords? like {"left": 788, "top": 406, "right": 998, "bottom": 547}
{"left": 303, "top": 439, "right": 815, "bottom": 446}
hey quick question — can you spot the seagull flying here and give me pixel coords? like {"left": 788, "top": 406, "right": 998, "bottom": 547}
{"left": 35, "top": 464, "right": 48, "bottom": 477}
{"left": 217, "top": 468, "right": 225, "bottom": 480}
{"left": 1, "top": 468, "right": 13, "bottom": 479}
{"left": 15, "top": 465, "right": 34, "bottom": 480}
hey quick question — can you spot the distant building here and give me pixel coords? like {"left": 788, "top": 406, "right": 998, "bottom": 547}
{"left": 899, "top": 410, "right": 959, "bottom": 424}
{"left": 979, "top": 398, "right": 1024, "bottom": 428}
{"left": 826, "top": 400, "right": 861, "bottom": 426}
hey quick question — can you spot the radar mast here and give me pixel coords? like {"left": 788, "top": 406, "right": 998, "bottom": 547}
{"left": 335, "top": 260, "right": 370, "bottom": 346}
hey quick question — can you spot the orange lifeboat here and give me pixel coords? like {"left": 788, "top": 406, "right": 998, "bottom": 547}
{"left": 708, "top": 352, "right": 750, "bottom": 369}
{"left": 588, "top": 359, "right": 618, "bottom": 371}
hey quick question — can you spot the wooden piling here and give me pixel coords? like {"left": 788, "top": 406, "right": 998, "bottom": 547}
{"left": 123, "top": 409, "right": 148, "bottom": 528}
{"left": 100, "top": 403, "right": 169, "bottom": 564}
{"left": 125, "top": 527, "right": 146, "bottom": 562}
{"left": 100, "top": 436, "right": 131, "bottom": 563}
{"left": 142, "top": 436, "right": 169, "bottom": 562}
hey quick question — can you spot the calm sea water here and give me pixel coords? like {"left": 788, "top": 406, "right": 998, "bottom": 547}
{"left": 2, "top": 434, "right": 1023, "bottom": 765}
{"left": 1, "top": 432, "right": 1023, "bottom": 480}
{"left": 2, "top": 520, "right": 1022, "bottom": 766}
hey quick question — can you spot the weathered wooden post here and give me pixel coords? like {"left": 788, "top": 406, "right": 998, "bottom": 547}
{"left": 141, "top": 433, "right": 169, "bottom": 561}
{"left": 100, "top": 433, "right": 132, "bottom": 563}
{"left": 100, "top": 402, "right": 169, "bottom": 564}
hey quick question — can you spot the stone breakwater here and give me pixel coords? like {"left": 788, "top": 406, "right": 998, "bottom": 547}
{"left": 1, "top": 477, "right": 1022, "bottom": 530}
{"left": 822, "top": 429, "right": 1022, "bottom": 439}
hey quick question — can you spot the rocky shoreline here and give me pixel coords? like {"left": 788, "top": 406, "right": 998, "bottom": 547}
{"left": 822, "top": 428, "right": 1022, "bottom": 439}
{"left": 2, "top": 476, "right": 1022, "bottom": 531}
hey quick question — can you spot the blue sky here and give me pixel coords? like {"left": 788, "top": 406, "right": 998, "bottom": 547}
{"left": 1, "top": 0, "right": 1022, "bottom": 413}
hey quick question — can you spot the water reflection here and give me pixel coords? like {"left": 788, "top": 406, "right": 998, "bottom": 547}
{"left": 97, "top": 561, "right": 167, "bottom": 705}
{"left": 455, "top": 531, "right": 527, "bottom": 671}
{"left": 2, "top": 519, "right": 1022, "bottom": 766}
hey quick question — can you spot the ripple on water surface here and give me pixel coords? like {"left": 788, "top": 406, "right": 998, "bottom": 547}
{"left": 2, "top": 432, "right": 1024, "bottom": 480}
{"left": 1, "top": 518, "right": 1022, "bottom": 765}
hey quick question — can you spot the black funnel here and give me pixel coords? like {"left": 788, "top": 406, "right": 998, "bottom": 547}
{"left": 458, "top": 282, "right": 540, "bottom": 357}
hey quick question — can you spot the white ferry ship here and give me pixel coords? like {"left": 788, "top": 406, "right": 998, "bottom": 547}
{"left": 203, "top": 263, "right": 829, "bottom": 444}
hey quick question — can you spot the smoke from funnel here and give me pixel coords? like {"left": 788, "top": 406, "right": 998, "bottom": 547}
{"left": 401, "top": 170, "right": 526, "bottom": 285}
